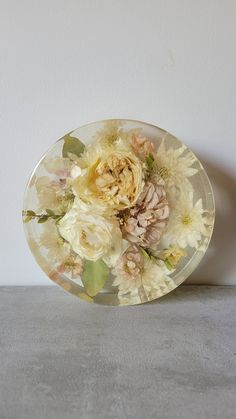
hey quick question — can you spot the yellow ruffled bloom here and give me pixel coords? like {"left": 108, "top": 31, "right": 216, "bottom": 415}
{"left": 73, "top": 140, "right": 144, "bottom": 211}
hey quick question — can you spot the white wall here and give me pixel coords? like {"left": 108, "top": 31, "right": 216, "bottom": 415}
{"left": 1, "top": 0, "right": 236, "bottom": 285}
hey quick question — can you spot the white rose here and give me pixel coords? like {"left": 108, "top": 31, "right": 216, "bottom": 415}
{"left": 58, "top": 198, "right": 126, "bottom": 263}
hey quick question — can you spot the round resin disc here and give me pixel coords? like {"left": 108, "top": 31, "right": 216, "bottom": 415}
{"left": 23, "top": 120, "right": 215, "bottom": 305}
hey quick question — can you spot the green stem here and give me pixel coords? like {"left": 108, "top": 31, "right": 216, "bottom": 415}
{"left": 22, "top": 209, "right": 65, "bottom": 224}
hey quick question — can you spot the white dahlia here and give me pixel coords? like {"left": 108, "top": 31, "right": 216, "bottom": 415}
{"left": 155, "top": 138, "right": 198, "bottom": 192}
{"left": 112, "top": 246, "right": 174, "bottom": 305}
{"left": 164, "top": 191, "right": 212, "bottom": 249}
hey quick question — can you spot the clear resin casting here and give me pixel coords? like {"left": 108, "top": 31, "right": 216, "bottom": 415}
{"left": 23, "top": 120, "right": 215, "bottom": 305}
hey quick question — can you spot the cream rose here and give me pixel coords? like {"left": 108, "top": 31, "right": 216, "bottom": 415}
{"left": 58, "top": 198, "right": 126, "bottom": 263}
{"left": 73, "top": 147, "right": 144, "bottom": 211}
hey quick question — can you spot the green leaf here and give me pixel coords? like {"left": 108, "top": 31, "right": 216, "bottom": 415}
{"left": 146, "top": 153, "right": 155, "bottom": 171}
{"left": 46, "top": 208, "right": 55, "bottom": 216}
{"left": 26, "top": 210, "right": 36, "bottom": 216}
{"left": 38, "top": 215, "right": 49, "bottom": 223}
{"left": 81, "top": 259, "right": 109, "bottom": 297}
{"left": 164, "top": 260, "right": 173, "bottom": 271}
{"left": 62, "top": 133, "right": 85, "bottom": 158}
{"left": 23, "top": 216, "right": 33, "bottom": 223}
{"left": 77, "top": 292, "right": 94, "bottom": 303}
{"left": 55, "top": 216, "right": 64, "bottom": 224}
{"left": 140, "top": 248, "right": 150, "bottom": 260}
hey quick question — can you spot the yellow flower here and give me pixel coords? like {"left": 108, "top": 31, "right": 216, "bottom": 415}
{"left": 73, "top": 142, "right": 144, "bottom": 211}
{"left": 58, "top": 198, "right": 127, "bottom": 263}
{"left": 159, "top": 246, "right": 186, "bottom": 269}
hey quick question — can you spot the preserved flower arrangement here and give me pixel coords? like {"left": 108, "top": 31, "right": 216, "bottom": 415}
{"left": 22, "top": 120, "right": 215, "bottom": 305}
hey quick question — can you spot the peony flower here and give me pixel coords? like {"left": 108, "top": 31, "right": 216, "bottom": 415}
{"left": 113, "top": 246, "right": 174, "bottom": 305}
{"left": 163, "top": 191, "right": 212, "bottom": 249}
{"left": 58, "top": 197, "right": 126, "bottom": 262}
{"left": 130, "top": 134, "right": 154, "bottom": 159}
{"left": 73, "top": 144, "right": 144, "bottom": 211}
{"left": 35, "top": 176, "right": 74, "bottom": 213}
{"left": 154, "top": 138, "right": 198, "bottom": 193}
{"left": 121, "top": 180, "right": 169, "bottom": 247}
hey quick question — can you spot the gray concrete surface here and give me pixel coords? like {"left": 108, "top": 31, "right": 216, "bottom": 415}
{"left": 0, "top": 286, "right": 236, "bottom": 419}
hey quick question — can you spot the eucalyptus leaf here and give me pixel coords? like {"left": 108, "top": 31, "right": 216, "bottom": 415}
{"left": 46, "top": 208, "right": 55, "bottom": 216}
{"left": 38, "top": 215, "right": 48, "bottom": 223}
{"left": 26, "top": 210, "right": 36, "bottom": 216}
{"left": 81, "top": 259, "right": 109, "bottom": 297}
{"left": 23, "top": 216, "right": 33, "bottom": 223}
{"left": 62, "top": 133, "right": 85, "bottom": 158}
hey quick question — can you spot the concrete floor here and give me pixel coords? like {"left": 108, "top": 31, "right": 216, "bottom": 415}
{"left": 0, "top": 286, "right": 236, "bottom": 419}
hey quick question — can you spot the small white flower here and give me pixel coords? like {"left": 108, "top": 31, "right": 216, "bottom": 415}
{"left": 164, "top": 191, "right": 211, "bottom": 249}
{"left": 35, "top": 176, "right": 73, "bottom": 213}
{"left": 40, "top": 221, "right": 70, "bottom": 261}
{"left": 94, "top": 120, "right": 124, "bottom": 145}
